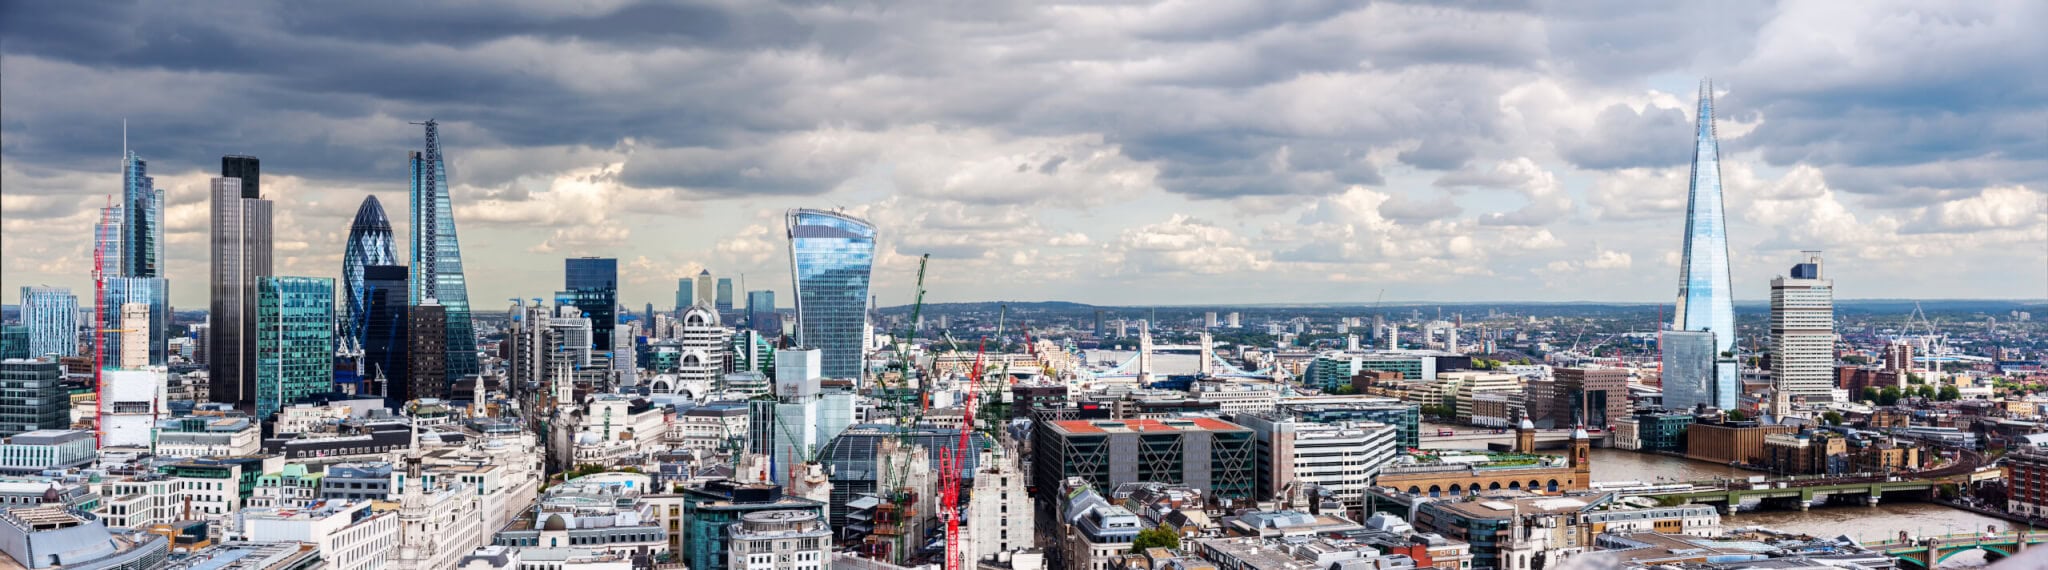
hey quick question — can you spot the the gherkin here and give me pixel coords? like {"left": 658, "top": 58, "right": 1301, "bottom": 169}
{"left": 342, "top": 195, "right": 398, "bottom": 352}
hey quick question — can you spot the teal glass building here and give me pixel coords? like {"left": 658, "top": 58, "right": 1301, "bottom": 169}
{"left": 256, "top": 276, "right": 335, "bottom": 419}
{"left": 785, "top": 209, "right": 876, "bottom": 381}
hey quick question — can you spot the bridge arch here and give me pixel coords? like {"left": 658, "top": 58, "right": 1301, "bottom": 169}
{"left": 1407, "top": 486, "right": 1421, "bottom": 495}
{"left": 1935, "top": 545, "right": 2011, "bottom": 566}
{"left": 1428, "top": 485, "right": 1441, "bottom": 498}
{"left": 1489, "top": 482, "right": 1502, "bottom": 491}
{"left": 1449, "top": 484, "right": 1462, "bottom": 495}
{"left": 1508, "top": 481, "right": 1521, "bottom": 490}
{"left": 1547, "top": 479, "right": 1559, "bottom": 492}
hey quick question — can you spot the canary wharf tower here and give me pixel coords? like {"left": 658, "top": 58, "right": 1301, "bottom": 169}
{"left": 408, "top": 120, "right": 480, "bottom": 381}
{"left": 1665, "top": 80, "right": 1740, "bottom": 412}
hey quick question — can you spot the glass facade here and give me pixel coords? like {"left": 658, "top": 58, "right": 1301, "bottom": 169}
{"left": 745, "top": 290, "right": 777, "bottom": 335}
{"left": 408, "top": 121, "right": 480, "bottom": 381}
{"left": 102, "top": 277, "right": 169, "bottom": 366}
{"left": 255, "top": 277, "right": 335, "bottom": 419}
{"left": 0, "top": 360, "right": 67, "bottom": 438}
{"left": 1661, "top": 329, "right": 1735, "bottom": 411}
{"left": 19, "top": 286, "right": 77, "bottom": 358}
{"left": 122, "top": 151, "right": 164, "bottom": 279}
{"left": 676, "top": 278, "right": 693, "bottom": 312}
{"left": 563, "top": 257, "right": 619, "bottom": 352}
{"left": 361, "top": 266, "right": 410, "bottom": 399}
{"left": 785, "top": 209, "right": 875, "bottom": 381}
{"left": 210, "top": 176, "right": 272, "bottom": 407}
{"left": 343, "top": 196, "right": 397, "bottom": 353}
{"left": 1675, "top": 80, "right": 1736, "bottom": 354}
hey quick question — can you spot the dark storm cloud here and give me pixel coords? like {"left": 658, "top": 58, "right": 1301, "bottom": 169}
{"left": 1561, "top": 103, "right": 1692, "bottom": 170}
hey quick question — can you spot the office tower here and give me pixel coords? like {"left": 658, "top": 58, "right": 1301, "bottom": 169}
{"left": 209, "top": 175, "right": 273, "bottom": 409}
{"left": 694, "top": 270, "right": 715, "bottom": 307}
{"left": 563, "top": 257, "right": 619, "bottom": 351}
{"left": 1204, "top": 311, "right": 1219, "bottom": 328}
{"left": 676, "top": 278, "right": 694, "bottom": 312}
{"left": 254, "top": 277, "right": 334, "bottom": 419}
{"left": 19, "top": 287, "right": 78, "bottom": 358}
{"left": 745, "top": 290, "right": 777, "bottom": 335}
{"left": 99, "top": 277, "right": 168, "bottom": 367}
{"left": 406, "top": 303, "right": 448, "bottom": 403}
{"left": 746, "top": 348, "right": 857, "bottom": 484}
{"left": 119, "top": 302, "right": 149, "bottom": 368}
{"left": 343, "top": 196, "right": 398, "bottom": 352}
{"left": 407, "top": 120, "right": 479, "bottom": 381}
{"left": 0, "top": 359, "right": 67, "bottom": 437}
{"left": 1556, "top": 367, "right": 1630, "bottom": 427}
{"left": 785, "top": 209, "right": 876, "bottom": 381}
{"left": 121, "top": 150, "right": 164, "bottom": 278}
{"left": 0, "top": 328, "right": 25, "bottom": 360}
{"left": 1771, "top": 251, "right": 1836, "bottom": 405}
{"left": 360, "top": 266, "right": 410, "bottom": 400}
{"left": 1661, "top": 330, "right": 1730, "bottom": 412}
{"left": 664, "top": 306, "right": 726, "bottom": 396}
{"left": 1031, "top": 417, "right": 1256, "bottom": 502}
{"left": 1668, "top": 80, "right": 1739, "bottom": 412}
{"left": 715, "top": 278, "right": 734, "bottom": 313}
{"left": 221, "top": 155, "right": 261, "bottom": 199}
{"left": 98, "top": 149, "right": 171, "bottom": 367}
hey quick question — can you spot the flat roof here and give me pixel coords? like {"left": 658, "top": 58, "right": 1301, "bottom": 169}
{"left": 1049, "top": 417, "right": 1247, "bottom": 435}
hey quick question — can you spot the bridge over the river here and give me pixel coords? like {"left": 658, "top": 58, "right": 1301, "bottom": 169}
{"left": 1869, "top": 531, "right": 2048, "bottom": 567}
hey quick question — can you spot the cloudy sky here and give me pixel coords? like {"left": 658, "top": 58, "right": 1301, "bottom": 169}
{"left": 3, "top": 1, "right": 2044, "bottom": 309}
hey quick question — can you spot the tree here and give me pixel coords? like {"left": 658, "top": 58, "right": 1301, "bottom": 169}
{"left": 1822, "top": 411, "right": 1844, "bottom": 426}
{"left": 1725, "top": 410, "right": 1749, "bottom": 422}
{"left": 1879, "top": 386, "right": 1902, "bottom": 406}
{"left": 1859, "top": 387, "right": 1880, "bottom": 403}
{"left": 1938, "top": 385, "right": 1961, "bottom": 402}
{"left": 1916, "top": 385, "right": 1937, "bottom": 399}
{"left": 1130, "top": 526, "right": 1181, "bottom": 552}
{"left": 1331, "top": 384, "right": 1359, "bottom": 395}
{"left": 1907, "top": 373, "right": 1925, "bottom": 384}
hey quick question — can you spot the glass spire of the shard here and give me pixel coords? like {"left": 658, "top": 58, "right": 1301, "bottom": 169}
{"left": 1674, "top": 80, "right": 1736, "bottom": 351}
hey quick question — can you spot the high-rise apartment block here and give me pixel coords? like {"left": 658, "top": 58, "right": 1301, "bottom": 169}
{"left": 1771, "top": 252, "right": 1836, "bottom": 406}
{"left": 210, "top": 174, "right": 272, "bottom": 409}
{"left": 254, "top": 277, "right": 334, "bottom": 419}
{"left": 18, "top": 287, "right": 77, "bottom": 359}
{"left": 785, "top": 209, "right": 876, "bottom": 381}
{"left": 408, "top": 120, "right": 479, "bottom": 382}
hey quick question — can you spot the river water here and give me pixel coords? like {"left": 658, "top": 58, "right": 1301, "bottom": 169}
{"left": 1419, "top": 422, "right": 2007, "bottom": 567}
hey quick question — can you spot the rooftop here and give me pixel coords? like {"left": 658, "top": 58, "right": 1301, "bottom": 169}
{"left": 1048, "top": 417, "right": 1248, "bottom": 434}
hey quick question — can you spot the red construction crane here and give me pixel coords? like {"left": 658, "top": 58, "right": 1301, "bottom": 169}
{"left": 939, "top": 339, "right": 987, "bottom": 570}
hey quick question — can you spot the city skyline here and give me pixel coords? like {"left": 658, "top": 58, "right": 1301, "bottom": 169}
{"left": 2, "top": 2, "right": 2045, "bottom": 309}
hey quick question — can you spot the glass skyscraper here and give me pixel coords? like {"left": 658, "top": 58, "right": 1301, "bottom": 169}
{"left": 746, "top": 290, "right": 777, "bottom": 335}
{"left": 676, "top": 278, "right": 694, "bottom": 312}
{"left": 101, "top": 277, "right": 168, "bottom": 367}
{"left": 121, "top": 151, "right": 164, "bottom": 279}
{"left": 343, "top": 196, "right": 397, "bottom": 352}
{"left": 255, "top": 276, "right": 335, "bottom": 419}
{"left": 786, "top": 209, "right": 876, "bottom": 381}
{"left": 209, "top": 174, "right": 272, "bottom": 408}
{"left": 563, "top": 257, "right": 619, "bottom": 352}
{"left": 18, "top": 287, "right": 77, "bottom": 358}
{"left": 1669, "top": 80, "right": 1740, "bottom": 412}
{"left": 361, "top": 266, "right": 410, "bottom": 401}
{"left": 408, "top": 120, "right": 479, "bottom": 381}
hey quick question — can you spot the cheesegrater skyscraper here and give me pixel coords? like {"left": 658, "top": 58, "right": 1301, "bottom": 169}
{"left": 408, "top": 120, "right": 480, "bottom": 382}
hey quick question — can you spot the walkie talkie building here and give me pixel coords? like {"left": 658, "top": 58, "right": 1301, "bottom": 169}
{"left": 786, "top": 209, "right": 876, "bottom": 381}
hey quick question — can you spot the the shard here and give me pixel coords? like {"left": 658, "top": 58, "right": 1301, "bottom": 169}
{"left": 343, "top": 195, "right": 398, "bottom": 352}
{"left": 1665, "top": 80, "right": 1740, "bottom": 412}
{"left": 408, "top": 120, "right": 480, "bottom": 381}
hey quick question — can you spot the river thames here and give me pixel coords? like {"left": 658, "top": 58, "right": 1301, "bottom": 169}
{"left": 1419, "top": 422, "right": 2007, "bottom": 567}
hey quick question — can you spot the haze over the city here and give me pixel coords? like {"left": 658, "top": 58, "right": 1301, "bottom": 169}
{"left": 2, "top": 1, "right": 2044, "bottom": 308}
